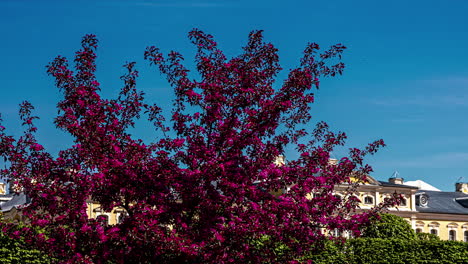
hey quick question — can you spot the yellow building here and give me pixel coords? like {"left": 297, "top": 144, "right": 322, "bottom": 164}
{"left": 85, "top": 200, "right": 126, "bottom": 226}
{"left": 341, "top": 174, "right": 468, "bottom": 242}
{"left": 1, "top": 162, "right": 468, "bottom": 242}
{"left": 0, "top": 182, "right": 30, "bottom": 223}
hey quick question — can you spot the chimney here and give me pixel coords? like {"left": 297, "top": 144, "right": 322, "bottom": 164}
{"left": 389, "top": 177, "right": 404, "bottom": 185}
{"left": 455, "top": 183, "right": 468, "bottom": 194}
{"left": 389, "top": 171, "right": 404, "bottom": 185}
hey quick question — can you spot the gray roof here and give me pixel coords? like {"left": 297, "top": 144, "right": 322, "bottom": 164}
{"left": 416, "top": 190, "right": 468, "bottom": 215}
{"left": 0, "top": 193, "right": 15, "bottom": 199}
{"left": 0, "top": 193, "right": 29, "bottom": 212}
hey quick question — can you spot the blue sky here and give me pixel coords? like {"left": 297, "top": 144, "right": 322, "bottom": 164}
{"left": 1, "top": 0, "right": 468, "bottom": 191}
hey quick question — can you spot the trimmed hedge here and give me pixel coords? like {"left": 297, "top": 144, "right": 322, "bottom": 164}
{"left": 307, "top": 238, "right": 468, "bottom": 264}
{"left": 361, "top": 213, "right": 418, "bottom": 240}
{"left": 0, "top": 233, "right": 52, "bottom": 264}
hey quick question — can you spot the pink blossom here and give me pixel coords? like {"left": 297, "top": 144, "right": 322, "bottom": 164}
{"left": 0, "top": 31, "right": 390, "bottom": 263}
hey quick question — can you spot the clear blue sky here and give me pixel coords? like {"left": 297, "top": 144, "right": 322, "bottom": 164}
{"left": 1, "top": 0, "right": 468, "bottom": 191}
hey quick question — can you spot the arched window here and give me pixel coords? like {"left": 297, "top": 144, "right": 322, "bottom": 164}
{"left": 447, "top": 223, "right": 459, "bottom": 241}
{"left": 400, "top": 198, "right": 407, "bottom": 206}
{"left": 415, "top": 228, "right": 422, "bottom": 233}
{"left": 449, "top": 230, "right": 456, "bottom": 241}
{"left": 331, "top": 228, "right": 340, "bottom": 237}
{"left": 342, "top": 230, "right": 351, "bottom": 239}
{"left": 117, "top": 212, "right": 127, "bottom": 224}
{"left": 428, "top": 222, "right": 439, "bottom": 237}
{"left": 364, "top": 196, "right": 373, "bottom": 205}
{"left": 464, "top": 231, "right": 468, "bottom": 242}
{"left": 415, "top": 221, "right": 425, "bottom": 232}
{"left": 97, "top": 214, "right": 109, "bottom": 226}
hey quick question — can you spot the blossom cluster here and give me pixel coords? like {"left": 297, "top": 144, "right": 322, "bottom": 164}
{"left": 0, "top": 30, "right": 396, "bottom": 263}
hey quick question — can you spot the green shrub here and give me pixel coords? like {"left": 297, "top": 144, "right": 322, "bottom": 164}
{"left": 361, "top": 213, "right": 417, "bottom": 240}
{"left": 0, "top": 232, "right": 53, "bottom": 264}
{"left": 416, "top": 232, "right": 440, "bottom": 241}
{"left": 306, "top": 238, "right": 468, "bottom": 264}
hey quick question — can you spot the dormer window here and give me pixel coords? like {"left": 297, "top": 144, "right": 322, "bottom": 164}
{"left": 364, "top": 196, "right": 374, "bottom": 205}
{"left": 455, "top": 197, "right": 468, "bottom": 208}
{"left": 400, "top": 198, "right": 407, "bottom": 206}
{"left": 416, "top": 193, "right": 428, "bottom": 207}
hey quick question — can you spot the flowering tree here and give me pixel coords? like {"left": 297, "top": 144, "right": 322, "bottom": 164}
{"left": 0, "top": 30, "right": 394, "bottom": 263}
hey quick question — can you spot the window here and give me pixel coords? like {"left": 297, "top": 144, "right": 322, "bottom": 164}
{"left": 364, "top": 196, "right": 373, "bottom": 205}
{"left": 117, "top": 212, "right": 127, "bottom": 224}
{"left": 97, "top": 214, "right": 109, "bottom": 226}
{"left": 331, "top": 228, "right": 340, "bottom": 237}
{"left": 430, "top": 229, "right": 438, "bottom": 236}
{"left": 342, "top": 230, "right": 350, "bottom": 239}
{"left": 400, "top": 198, "right": 407, "bottom": 206}
{"left": 464, "top": 231, "right": 468, "bottom": 242}
{"left": 449, "top": 230, "right": 456, "bottom": 241}
{"left": 416, "top": 193, "right": 429, "bottom": 207}
{"left": 415, "top": 221, "right": 425, "bottom": 232}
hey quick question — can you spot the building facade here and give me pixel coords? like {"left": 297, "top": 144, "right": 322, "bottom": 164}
{"left": 340, "top": 175, "right": 468, "bottom": 242}
{"left": 1, "top": 171, "right": 468, "bottom": 241}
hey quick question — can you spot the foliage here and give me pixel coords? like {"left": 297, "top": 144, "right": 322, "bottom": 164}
{"left": 301, "top": 239, "right": 349, "bottom": 264}
{"left": 416, "top": 232, "right": 440, "bottom": 241}
{"left": 349, "top": 238, "right": 468, "bottom": 263}
{"left": 305, "top": 238, "right": 468, "bottom": 264}
{"left": 249, "top": 234, "right": 292, "bottom": 262}
{"left": 0, "top": 30, "right": 393, "bottom": 263}
{"left": 305, "top": 213, "right": 466, "bottom": 263}
{"left": 253, "top": 214, "right": 467, "bottom": 264}
{"left": 0, "top": 229, "right": 53, "bottom": 264}
{"left": 348, "top": 238, "right": 468, "bottom": 264}
{"left": 361, "top": 213, "right": 417, "bottom": 240}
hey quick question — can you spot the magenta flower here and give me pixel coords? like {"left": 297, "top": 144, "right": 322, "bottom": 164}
{"left": 0, "top": 30, "right": 394, "bottom": 263}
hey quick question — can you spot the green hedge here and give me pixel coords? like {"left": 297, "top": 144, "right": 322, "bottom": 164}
{"left": 0, "top": 233, "right": 52, "bottom": 264}
{"left": 307, "top": 238, "right": 468, "bottom": 264}
{"left": 1, "top": 231, "right": 466, "bottom": 263}
{"left": 361, "top": 213, "right": 418, "bottom": 240}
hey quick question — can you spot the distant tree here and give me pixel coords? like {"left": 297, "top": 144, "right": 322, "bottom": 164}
{"left": 0, "top": 30, "right": 396, "bottom": 263}
{"left": 362, "top": 213, "right": 417, "bottom": 240}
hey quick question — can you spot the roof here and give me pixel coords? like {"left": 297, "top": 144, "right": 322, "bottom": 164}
{"left": 404, "top": 180, "right": 441, "bottom": 191}
{"left": 358, "top": 175, "right": 418, "bottom": 189}
{"left": 416, "top": 190, "right": 468, "bottom": 215}
{"left": 378, "top": 180, "right": 419, "bottom": 189}
{"left": 0, "top": 193, "right": 15, "bottom": 199}
{"left": 457, "top": 197, "right": 468, "bottom": 208}
{"left": 0, "top": 193, "right": 29, "bottom": 212}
